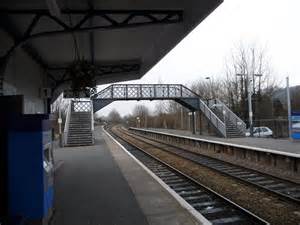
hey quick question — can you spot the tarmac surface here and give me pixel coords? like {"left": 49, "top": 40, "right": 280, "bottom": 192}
{"left": 140, "top": 128, "right": 300, "bottom": 155}
{"left": 52, "top": 126, "right": 201, "bottom": 225}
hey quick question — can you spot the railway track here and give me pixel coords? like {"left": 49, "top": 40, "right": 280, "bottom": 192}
{"left": 107, "top": 126, "right": 269, "bottom": 225}
{"left": 124, "top": 127, "right": 300, "bottom": 204}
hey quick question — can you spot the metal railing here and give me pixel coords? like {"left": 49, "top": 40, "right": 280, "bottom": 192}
{"left": 63, "top": 101, "right": 72, "bottom": 146}
{"left": 72, "top": 100, "right": 92, "bottom": 112}
{"left": 92, "top": 84, "right": 228, "bottom": 137}
{"left": 208, "top": 99, "right": 246, "bottom": 134}
{"left": 50, "top": 92, "right": 71, "bottom": 146}
{"left": 199, "top": 99, "right": 227, "bottom": 137}
{"left": 91, "top": 101, "right": 95, "bottom": 144}
{"left": 92, "top": 84, "right": 197, "bottom": 100}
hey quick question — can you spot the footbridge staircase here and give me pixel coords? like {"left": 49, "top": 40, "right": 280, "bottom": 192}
{"left": 91, "top": 84, "right": 246, "bottom": 138}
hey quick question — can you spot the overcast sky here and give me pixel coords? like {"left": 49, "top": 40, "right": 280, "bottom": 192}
{"left": 97, "top": 0, "right": 300, "bottom": 117}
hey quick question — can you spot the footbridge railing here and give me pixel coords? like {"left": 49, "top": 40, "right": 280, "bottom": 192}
{"left": 91, "top": 84, "right": 228, "bottom": 137}
{"left": 93, "top": 84, "right": 196, "bottom": 100}
{"left": 208, "top": 99, "right": 247, "bottom": 135}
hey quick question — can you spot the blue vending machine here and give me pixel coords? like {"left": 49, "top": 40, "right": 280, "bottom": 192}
{"left": 7, "top": 114, "right": 54, "bottom": 225}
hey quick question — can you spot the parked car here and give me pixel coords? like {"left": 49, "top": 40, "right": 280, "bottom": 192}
{"left": 245, "top": 127, "right": 273, "bottom": 138}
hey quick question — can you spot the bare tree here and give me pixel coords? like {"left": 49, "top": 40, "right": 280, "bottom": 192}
{"left": 223, "top": 42, "right": 279, "bottom": 121}
{"left": 107, "top": 109, "right": 122, "bottom": 124}
{"left": 191, "top": 78, "right": 225, "bottom": 101}
{"left": 132, "top": 104, "right": 150, "bottom": 128}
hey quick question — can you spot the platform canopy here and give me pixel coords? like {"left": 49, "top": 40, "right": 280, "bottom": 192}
{"left": 0, "top": 0, "right": 222, "bottom": 91}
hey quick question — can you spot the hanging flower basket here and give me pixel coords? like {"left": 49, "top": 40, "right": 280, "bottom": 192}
{"left": 67, "top": 60, "right": 97, "bottom": 97}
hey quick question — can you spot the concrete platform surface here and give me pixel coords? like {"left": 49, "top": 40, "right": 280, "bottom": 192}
{"left": 139, "top": 128, "right": 300, "bottom": 155}
{"left": 52, "top": 126, "right": 201, "bottom": 225}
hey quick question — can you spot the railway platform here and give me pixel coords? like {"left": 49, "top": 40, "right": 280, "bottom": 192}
{"left": 138, "top": 128, "right": 300, "bottom": 155}
{"left": 52, "top": 126, "right": 202, "bottom": 225}
{"left": 129, "top": 127, "right": 300, "bottom": 183}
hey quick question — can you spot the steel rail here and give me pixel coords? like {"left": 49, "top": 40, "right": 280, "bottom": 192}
{"left": 125, "top": 128, "right": 300, "bottom": 204}
{"left": 108, "top": 126, "right": 269, "bottom": 225}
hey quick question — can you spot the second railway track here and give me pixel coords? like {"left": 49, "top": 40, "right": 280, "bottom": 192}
{"left": 122, "top": 127, "right": 300, "bottom": 204}
{"left": 107, "top": 126, "right": 269, "bottom": 225}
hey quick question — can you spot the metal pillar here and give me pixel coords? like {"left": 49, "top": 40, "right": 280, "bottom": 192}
{"left": 180, "top": 106, "right": 183, "bottom": 129}
{"left": 191, "top": 111, "right": 196, "bottom": 134}
{"left": 199, "top": 112, "right": 202, "bottom": 135}
{"left": 286, "top": 77, "right": 292, "bottom": 139}
{"left": 247, "top": 76, "right": 254, "bottom": 136}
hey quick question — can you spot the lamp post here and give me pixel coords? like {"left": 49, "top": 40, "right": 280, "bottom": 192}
{"left": 236, "top": 73, "right": 262, "bottom": 137}
{"left": 286, "top": 76, "right": 292, "bottom": 139}
{"left": 205, "top": 76, "right": 213, "bottom": 100}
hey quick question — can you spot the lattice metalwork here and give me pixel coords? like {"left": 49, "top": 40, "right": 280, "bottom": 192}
{"left": 92, "top": 84, "right": 197, "bottom": 100}
{"left": 0, "top": 9, "right": 183, "bottom": 59}
{"left": 72, "top": 100, "right": 92, "bottom": 112}
{"left": 92, "top": 83, "right": 234, "bottom": 137}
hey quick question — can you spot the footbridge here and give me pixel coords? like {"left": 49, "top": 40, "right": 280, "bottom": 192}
{"left": 91, "top": 84, "right": 246, "bottom": 138}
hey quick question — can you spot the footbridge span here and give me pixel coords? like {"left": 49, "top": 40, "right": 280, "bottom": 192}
{"left": 91, "top": 84, "right": 246, "bottom": 138}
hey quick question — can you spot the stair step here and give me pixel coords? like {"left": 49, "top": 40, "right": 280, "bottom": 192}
{"left": 69, "top": 129, "right": 91, "bottom": 131}
{"left": 69, "top": 122, "right": 91, "bottom": 124}
{"left": 69, "top": 128, "right": 91, "bottom": 131}
{"left": 67, "top": 138, "right": 93, "bottom": 141}
{"left": 68, "top": 135, "right": 93, "bottom": 137}
{"left": 68, "top": 140, "right": 93, "bottom": 143}
{"left": 69, "top": 123, "right": 90, "bottom": 125}
{"left": 68, "top": 134, "right": 92, "bottom": 137}
{"left": 69, "top": 123, "right": 91, "bottom": 125}
{"left": 67, "top": 139, "right": 93, "bottom": 143}
{"left": 69, "top": 128, "right": 91, "bottom": 130}
{"left": 68, "top": 134, "right": 93, "bottom": 137}
{"left": 69, "top": 126, "right": 91, "bottom": 128}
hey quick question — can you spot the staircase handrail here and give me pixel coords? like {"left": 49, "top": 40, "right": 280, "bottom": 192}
{"left": 199, "top": 99, "right": 227, "bottom": 137}
{"left": 90, "top": 100, "right": 95, "bottom": 144}
{"left": 63, "top": 100, "right": 72, "bottom": 145}
{"left": 208, "top": 99, "right": 246, "bottom": 134}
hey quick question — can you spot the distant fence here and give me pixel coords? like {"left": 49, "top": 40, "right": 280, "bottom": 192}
{"left": 253, "top": 119, "right": 289, "bottom": 138}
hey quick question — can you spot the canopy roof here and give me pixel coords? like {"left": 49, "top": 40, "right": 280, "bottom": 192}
{"left": 0, "top": 0, "right": 222, "bottom": 90}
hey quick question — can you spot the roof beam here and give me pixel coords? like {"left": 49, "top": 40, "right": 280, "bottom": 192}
{"left": 0, "top": 9, "right": 183, "bottom": 58}
{"left": 1, "top": 9, "right": 183, "bottom": 38}
{"left": 0, "top": 16, "right": 49, "bottom": 69}
{"left": 50, "top": 61, "right": 141, "bottom": 90}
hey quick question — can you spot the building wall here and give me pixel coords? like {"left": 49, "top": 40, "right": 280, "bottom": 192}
{"left": 1, "top": 31, "right": 48, "bottom": 114}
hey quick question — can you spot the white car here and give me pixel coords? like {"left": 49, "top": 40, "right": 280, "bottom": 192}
{"left": 246, "top": 127, "right": 273, "bottom": 138}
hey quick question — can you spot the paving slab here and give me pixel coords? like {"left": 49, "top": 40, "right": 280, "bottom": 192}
{"left": 102, "top": 128, "right": 203, "bottom": 225}
{"left": 52, "top": 130, "right": 149, "bottom": 225}
{"left": 52, "top": 126, "right": 203, "bottom": 225}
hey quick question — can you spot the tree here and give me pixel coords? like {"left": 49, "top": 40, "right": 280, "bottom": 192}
{"left": 132, "top": 104, "right": 150, "bottom": 128}
{"left": 223, "top": 42, "right": 278, "bottom": 121}
{"left": 191, "top": 78, "right": 225, "bottom": 101}
{"left": 107, "top": 109, "right": 122, "bottom": 123}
